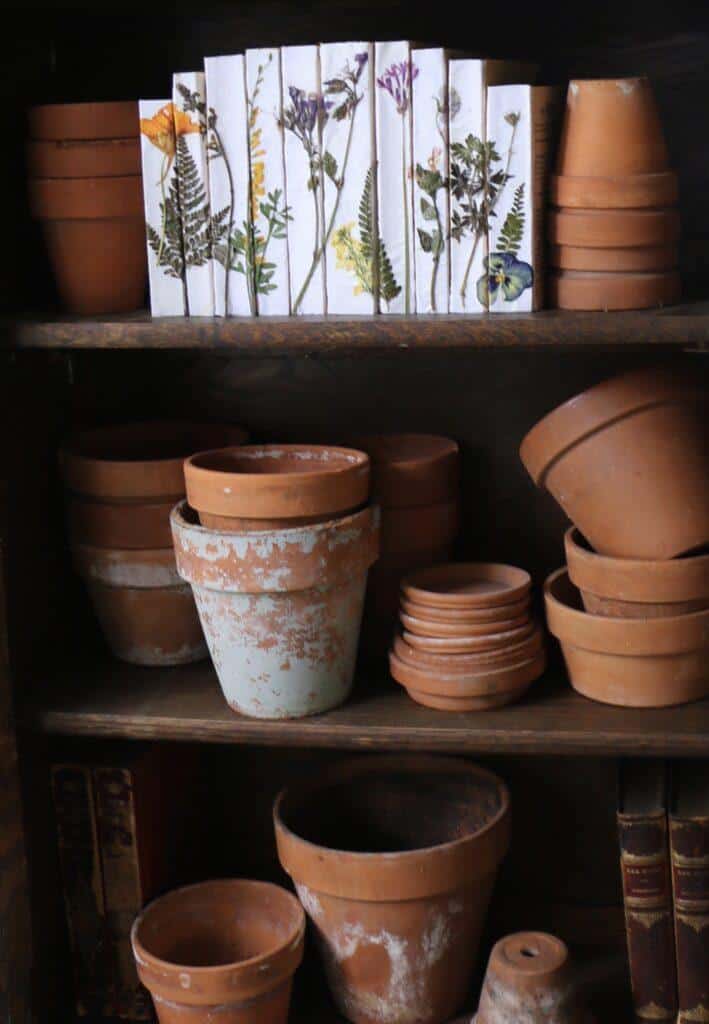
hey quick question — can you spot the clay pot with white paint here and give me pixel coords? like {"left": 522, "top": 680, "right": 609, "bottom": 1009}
{"left": 131, "top": 879, "right": 305, "bottom": 1024}
{"left": 171, "top": 502, "right": 379, "bottom": 719}
{"left": 274, "top": 755, "right": 510, "bottom": 1024}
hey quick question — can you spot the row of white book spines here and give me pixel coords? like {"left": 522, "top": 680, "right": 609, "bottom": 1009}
{"left": 139, "top": 46, "right": 543, "bottom": 318}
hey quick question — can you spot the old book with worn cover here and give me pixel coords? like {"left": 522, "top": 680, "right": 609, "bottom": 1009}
{"left": 617, "top": 758, "right": 677, "bottom": 1021}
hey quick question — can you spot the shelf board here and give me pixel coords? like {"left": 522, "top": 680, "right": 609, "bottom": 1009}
{"left": 27, "top": 658, "right": 709, "bottom": 756}
{"left": 4, "top": 303, "right": 709, "bottom": 352}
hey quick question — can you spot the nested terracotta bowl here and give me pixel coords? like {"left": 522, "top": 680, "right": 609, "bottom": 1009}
{"left": 550, "top": 170, "right": 678, "bottom": 209}
{"left": 544, "top": 568, "right": 709, "bottom": 708}
{"left": 29, "top": 175, "right": 144, "bottom": 219}
{"left": 548, "top": 207, "right": 680, "bottom": 249}
{"left": 380, "top": 501, "right": 460, "bottom": 558}
{"left": 67, "top": 494, "right": 175, "bottom": 550}
{"left": 27, "top": 137, "right": 141, "bottom": 178}
{"left": 549, "top": 269, "right": 681, "bottom": 310}
{"left": 349, "top": 433, "right": 460, "bottom": 507}
{"left": 400, "top": 610, "right": 529, "bottom": 639}
{"left": 520, "top": 366, "right": 709, "bottom": 559}
{"left": 565, "top": 527, "right": 709, "bottom": 618}
{"left": 403, "top": 621, "right": 535, "bottom": 654}
{"left": 393, "top": 628, "right": 544, "bottom": 671}
{"left": 29, "top": 100, "right": 139, "bottom": 141}
{"left": 402, "top": 563, "right": 531, "bottom": 609}
{"left": 549, "top": 243, "right": 678, "bottom": 273}
{"left": 400, "top": 594, "right": 530, "bottom": 624}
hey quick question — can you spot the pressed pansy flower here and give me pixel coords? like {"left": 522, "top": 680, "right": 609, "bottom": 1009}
{"left": 477, "top": 251, "right": 533, "bottom": 306}
{"left": 376, "top": 60, "right": 419, "bottom": 114}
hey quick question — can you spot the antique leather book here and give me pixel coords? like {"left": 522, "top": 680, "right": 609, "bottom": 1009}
{"left": 617, "top": 759, "right": 677, "bottom": 1021}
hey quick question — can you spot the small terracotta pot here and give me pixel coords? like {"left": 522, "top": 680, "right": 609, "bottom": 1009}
{"left": 549, "top": 243, "right": 678, "bottom": 273}
{"left": 274, "top": 755, "right": 511, "bottom": 1024}
{"left": 475, "top": 931, "right": 593, "bottom": 1024}
{"left": 403, "top": 621, "right": 535, "bottom": 654}
{"left": 184, "top": 445, "right": 370, "bottom": 523}
{"left": 519, "top": 366, "right": 709, "bottom": 559}
{"left": 544, "top": 568, "right": 709, "bottom": 708}
{"left": 400, "top": 610, "right": 529, "bottom": 639}
{"left": 564, "top": 527, "right": 709, "bottom": 618}
{"left": 131, "top": 879, "right": 305, "bottom": 1024}
{"left": 172, "top": 502, "right": 379, "bottom": 719}
{"left": 549, "top": 269, "right": 681, "bottom": 311}
{"left": 548, "top": 208, "right": 680, "bottom": 249}
{"left": 550, "top": 170, "right": 678, "bottom": 209}
{"left": 29, "top": 101, "right": 139, "bottom": 141}
{"left": 29, "top": 175, "right": 144, "bottom": 219}
{"left": 72, "top": 543, "right": 207, "bottom": 666}
{"left": 380, "top": 501, "right": 459, "bottom": 558}
{"left": 400, "top": 595, "right": 530, "bottom": 624}
{"left": 556, "top": 78, "right": 669, "bottom": 177}
{"left": 393, "top": 628, "right": 544, "bottom": 671}
{"left": 27, "top": 137, "right": 141, "bottom": 178}
{"left": 403, "top": 563, "right": 532, "bottom": 610}
{"left": 67, "top": 495, "right": 175, "bottom": 549}
{"left": 348, "top": 434, "right": 460, "bottom": 507}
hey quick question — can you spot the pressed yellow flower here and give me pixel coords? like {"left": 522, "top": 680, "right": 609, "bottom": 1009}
{"left": 140, "top": 102, "right": 201, "bottom": 161}
{"left": 250, "top": 159, "right": 266, "bottom": 221}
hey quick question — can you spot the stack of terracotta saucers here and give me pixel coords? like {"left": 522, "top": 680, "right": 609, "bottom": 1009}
{"left": 388, "top": 563, "right": 546, "bottom": 711}
{"left": 548, "top": 77, "right": 681, "bottom": 310}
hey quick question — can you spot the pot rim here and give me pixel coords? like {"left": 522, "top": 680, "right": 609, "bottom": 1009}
{"left": 71, "top": 541, "right": 182, "bottom": 589}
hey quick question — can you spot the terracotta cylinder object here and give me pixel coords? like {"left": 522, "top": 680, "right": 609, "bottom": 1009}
{"left": 348, "top": 434, "right": 460, "bottom": 507}
{"left": 565, "top": 527, "right": 709, "bottom": 618}
{"left": 549, "top": 269, "right": 681, "bottom": 311}
{"left": 380, "top": 501, "right": 459, "bottom": 558}
{"left": 131, "top": 879, "right": 305, "bottom": 1024}
{"left": 29, "top": 100, "right": 140, "bottom": 140}
{"left": 550, "top": 170, "right": 678, "bottom": 209}
{"left": 555, "top": 78, "right": 670, "bottom": 177}
{"left": 67, "top": 495, "right": 176, "bottom": 549}
{"left": 171, "top": 502, "right": 379, "bottom": 719}
{"left": 519, "top": 367, "right": 709, "bottom": 559}
{"left": 547, "top": 208, "right": 680, "bottom": 249}
{"left": 29, "top": 175, "right": 144, "bottom": 219}
{"left": 26, "top": 137, "right": 142, "bottom": 178}
{"left": 549, "top": 243, "right": 678, "bottom": 273}
{"left": 274, "top": 755, "right": 511, "bottom": 1024}
{"left": 544, "top": 568, "right": 709, "bottom": 708}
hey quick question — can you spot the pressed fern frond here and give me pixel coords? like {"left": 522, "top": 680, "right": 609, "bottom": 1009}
{"left": 496, "top": 183, "right": 525, "bottom": 256}
{"left": 359, "top": 168, "right": 401, "bottom": 303}
{"left": 175, "top": 135, "right": 211, "bottom": 268}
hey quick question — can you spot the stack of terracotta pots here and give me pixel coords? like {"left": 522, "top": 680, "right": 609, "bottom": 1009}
{"left": 176, "top": 444, "right": 379, "bottom": 719}
{"left": 548, "top": 77, "right": 681, "bottom": 310}
{"left": 388, "top": 563, "right": 546, "bottom": 710}
{"left": 352, "top": 434, "right": 461, "bottom": 660}
{"left": 60, "top": 422, "right": 246, "bottom": 666}
{"left": 520, "top": 366, "right": 709, "bottom": 707}
{"left": 27, "top": 101, "right": 147, "bottom": 314}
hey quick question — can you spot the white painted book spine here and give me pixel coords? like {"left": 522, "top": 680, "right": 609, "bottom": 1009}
{"left": 375, "top": 40, "right": 416, "bottom": 314}
{"left": 412, "top": 48, "right": 450, "bottom": 314}
{"left": 173, "top": 71, "right": 214, "bottom": 316}
{"left": 448, "top": 59, "right": 486, "bottom": 313}
{"left": 138, "top": 99, "right": 187, "bottom": 316}
{"left": 204, "top": 55, "right": 252, "bottom": 316}
{"left": 281, "top": 44, "right": 326, "bottom": 315}
{"left": 245, "top": 47, "right": 291, "bottom": 316}
{"left": 320, "top": 41, "right": 376, "bottom": 315}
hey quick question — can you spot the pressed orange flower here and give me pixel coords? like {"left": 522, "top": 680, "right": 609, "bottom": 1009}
{"left": 140, "top": 102, "right": 201, "bottom": 161}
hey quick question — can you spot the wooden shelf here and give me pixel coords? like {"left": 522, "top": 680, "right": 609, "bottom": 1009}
{"left": 27, "top": 657, "right": 709, "bottom": 756}
{"left": 5, "top": 302, "right": 709, "bottom": 352}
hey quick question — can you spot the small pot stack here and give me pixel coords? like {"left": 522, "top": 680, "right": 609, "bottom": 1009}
{"left": 27, "top": 101, "right": 147, "bottom": 314}
{"left": 177, "top": 444, "right": 379, "bottom": 719}
{"left": 548, "top": 77, "right": 681, "bottom": 310}
{"left": 388, "top": 563, "right": 546, "bottom": 710}
{"left": 520, "top": 366, "right": 709, "bottom": 707}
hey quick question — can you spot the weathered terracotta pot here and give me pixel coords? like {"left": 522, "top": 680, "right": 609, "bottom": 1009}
{"left": 29, "top": 100, "right": 140, "bottom": 141}
{"left": 72, "top": 543, "right": 207, "bottom": 665}
{"left": 475, "top": 932, "right": 593, "bottom": 1024}
{"left": 131, "top": 879, "right": 305, "bottom": 1024}
{"left": 184, "top": 445, "right": 370, "bottom": 525}
{"left": 393, "top": 628, "right": 544, "bottom": 671}
{"left": 549, "top": 269, "right": 681, "bottom": 311}
{"left": 27, "top": 137, "right": 141, "bottom": 178}
{"left": 67, "top": 495, "right": 175, "bottom": 549}
{"left": 549, "top": 243, "right": 678, "bottom": 273}
{"left": 29, "top": 175, "right": 144, "bottom": 219}
{"left": 403, "top": 622, "right": 535, "bottom": 654}
{"left": 565, "top": 527, "right": 709, "bottom": 618}
{"left": 274, "top": 755, "right": 511, "bottom": 1024}
{"left": 349, "top": 434, "right": 460, "bottom": 507}
{"left": 550, "top": 170, "right": 678, "bottom": 208}
{"left": 171, "top": 502, "right": 379, "bottom": 719}
{"left": 544, "top": 568, "right": 709, "bottom": 707}
{"left": 403, "top": 563, "right": 532, "bottom": 610}
{"left": 556, "top": 78, "right": 670, "bottom": 178}
{"left": 520, "top": 367, "right": 709, "bottom": 559}
{"left": 380, "top": 501, "right": 459, "bottom": 558}
{"left": 400, "top": 595, "right": 530, "bottom": 624}
{"left": 400, "top": 610, "right": 529, "bottom": 639}
{"left": 548, "top": 208, "right": 680, "bottom": 249}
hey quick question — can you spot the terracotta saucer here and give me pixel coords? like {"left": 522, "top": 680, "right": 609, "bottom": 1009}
{"left": 549, "top": 243, "right": 678, "bottom": 273}
{"left": 548, "top": 207, "right": 680, "bottom": 249}
{"left": 393, "top": 628, "right": 544, "bottom": 671}
{"left": 402, "top": 563, "right": 532, "bottom": 610}
{"left": 549, "top": 269, "right": 681, "bottom": 311}
{"left": 400, "top": 684, "right": 531, "bottom": 711}
{"left": 402, "top": 621, "right": 535, "bottom": 654}
{"left": 550, "top": 170, "right": 678, "bottom": 209}
{"left": 400, "top": 594, "right": 530, "bottom": 624}
{"left": 389, "top": 649, "right": 546, "bottom": 696}
{"left": 400, "top": 610, "right": 529, "bottom": 639}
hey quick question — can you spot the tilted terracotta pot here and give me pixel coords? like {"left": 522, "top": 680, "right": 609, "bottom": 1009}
{"left": 29, "top": 100, "right": 140, "bottom": 140}
{"left": 131, "top": 880, "right": 305, "bottom": 1024}
{"left": 27, "top": 137, "right": 141, "bottom": 178}
{"left": 393, "top": 628, "right": 544, "bottom": 671}
{"left": 403, "top": 563, "right": 532, "bottom": 610}
{"left": 67, "top": 495, "right": 176, "bottom": 549}
{"left": 274, "top": 756, "right": 511, "bottom": 1024}
{"left": 548, "top": 208, "right": 680, "bottom": 249}
{"left": 549, "top": 269, "right": 680, "bottom": 311}
{"left": 555, "top": 78, "right": 670, "bottom": 178}
{"left": 380, "top": 501, "right": 459, "bottom": 558}
{"left": 400, "top": 610, "right": 529, "bottom": 639}
{"left": 403, "top": 622, "right": 535, "bottom": 654}
{"left": 348, "top": 434, "right": 460, "bottom": 507}
{"left": 565, "top": 527, "right": 709, "bottom": 618}
{"left": 549, "top": 243, "right": 678, "bottom": 273}
{"left": 520, "top": 367, "right": 709, "bottom": 559}
{"left": 400, "top": 595, "right": 530, "bottom": 624}
{"left": 29, "top": 175, "right": 144, "bottom": 219}
{"left": 550, "top": 170, "right": 678, "bottom": 209}
{"left": 171, "top": 502, "right": 379, "bottom": 719}
{"left": 72, "top": 543, "right": 207, "bottom": 666}
{"left": 544, "top": 568, "right": 709, "bottom": 708}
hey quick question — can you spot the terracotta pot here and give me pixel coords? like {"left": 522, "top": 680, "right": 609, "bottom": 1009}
{"left": 475, "top": 932, "right": 593, "bottom": 1024}
{"left": 72, "top": 543, "right": 207, "bottom": 666}
{"left": 198, "top": 510, "right": 335, "bottom": 531}
{"left": 171, "top": 502, "right": 379, "bottom": 719}
{"left": 400, "top": 610, "right": 529, "bottom": 639}
{"left": 565, "top": 527, "right": 709, "bottom": 618}
{"left": 549, "top": 269, "right": 681, "bottom": 311}
{"left": 400, "top": 595, "right": 530, "bottom": 624}
{"left": 403, "top": 621, "right": 535, "bottom": 654}
{"left": 184, "top": 445, "right": 370, "bottom": 523}
{"left": 274, "top": 755, "right": 511, "bottom": 1024}
{"left": 519, "top": 366, "right": 709, "bottom": 559}
{"left": 131, "top": 879, "right": 305, "bottom": 1024}
{"left": 67, "top": 495, "right": 175, "bottom": 549}
{"left": 348, "top": 434, "right": 460, "bottom": 507}
{"left": 550, "top": 170, "right": 678, "bottom": 209}
{"left": 380, "top": 501, "right": 459, "bottom": 558}
{"left": 61, "top": 422, "right": 249, "bottom": 501}
{"left": 403, "top": 563, "right": 532, "bottom": 610}
{"left": 544, "top": 568, "right": 709, "bottom": 708}
{"left": 27, "top": 137, "right": 141, "bottom": 178}
{"left": 29, "top": 175, "right": 144, "bottom": 219}
{"left": 548, "top": 208, "right": 680, "bottom": 249}
{"left": 393, "top": 628, "right": 544, "bottom": 671}
{"left": 29, "top": 101, "right": 140, "bottom": 141}
{"left": 556, "top": 78, "right": 669, "bottom": 177}
{"left": 549, "top": 243, "right": 678, "bottom": 273}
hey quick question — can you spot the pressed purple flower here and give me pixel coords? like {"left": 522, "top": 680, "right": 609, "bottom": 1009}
{"left": 355, "top": 51, "right": 369, "bottom": 70}
{"left": 287, "top": 86, "right": 330, "bottom": 135}
{"left": 377, "top": 59, "right": 418, "bottom": 114}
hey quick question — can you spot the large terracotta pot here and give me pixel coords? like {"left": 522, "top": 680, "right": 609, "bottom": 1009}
{"left": 349, "top": 434, "right": 460, "bottom": 507}
{"left": 171, "top": 502, "right": 379, "bottom": 719}
{"left": 550, "top": 170, "right": 678, "bottom": 208}
{"left": 27, "top": 137, "right": 141, "bottom": 178}
{"left": 549, "top": 269, "right": 681, "bottom": 311}
{"left": 519, "top": 367, "right": 709, "bottom": 559}
{"left": 29, "top": 175, "right": 143, "bottom": 219}
{"left": 544, "top": 568, "right": 709, "bottom": 708}
{"left": 67, "top": 494, "right": 175, "bottom": 549}
{"left": 274, "top": 756, "right": 511, "bottom": 1024}
{"left": 131, "top": 880, "right": 305, "bottom": 1024}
